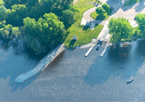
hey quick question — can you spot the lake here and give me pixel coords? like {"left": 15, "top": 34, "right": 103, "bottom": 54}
{"left": 0, "top": 40, "right": 145, "bottom": 101}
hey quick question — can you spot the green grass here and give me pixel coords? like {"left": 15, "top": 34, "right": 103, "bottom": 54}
{"left": 0, "top": 0, "right": 2, "bottom": 5}
{"left": 91, "top": 12, "right": 108, "bottom": 20}
{"left": 0, "top": 0, "right": 4, "bottom": 6}
{"left": 124, "top": 0, "right": 143, "bottom": 6}
{"left": 63, "top": 0, "right": 104, "bottom": 48}
{"left": 64, "top": 24, "right": 103, "bottom": 47}
{"left": 90, "top": 9, "right": 112, "bottom": 20}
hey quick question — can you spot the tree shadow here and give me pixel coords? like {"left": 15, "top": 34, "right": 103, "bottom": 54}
{"left": 106, "top": 0, "right": 124, "bottom": 15}
{"left": 122, "top": 2, "right": 136, "bottom": 11}
{"left": 83, "top": 26, "right": 90, "bottom": 30}
{"left": 96, "top": 14, "right": 106, "bottom": 20}
{"left": 134, "top": 0, "right": 145, "bottom": 12}
{"left": 135, "top": 39, "right": 145, "bottom": 57}
{"left": 0, "top": 38, "right": 48, "bottom": 93}
{"left": 84, "top": 41, "right": 142, "bottom": 86}
{"left": 122, "top": 0, "right": 145, "bottom": 12}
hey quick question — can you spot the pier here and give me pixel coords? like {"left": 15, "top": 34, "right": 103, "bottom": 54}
{"left": 85, "top": 44, "right": 95, "bottom": 57}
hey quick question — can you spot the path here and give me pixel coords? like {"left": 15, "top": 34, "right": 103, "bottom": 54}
{"left": 82, "top": 6, "right": 107, "bottom": 25}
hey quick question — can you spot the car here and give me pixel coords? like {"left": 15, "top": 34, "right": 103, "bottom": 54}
{"left": 96, "top": 44, "right": 100, "bottom": 50}
{"left": 98, "top": 39, "right": 103, "bottom": 45}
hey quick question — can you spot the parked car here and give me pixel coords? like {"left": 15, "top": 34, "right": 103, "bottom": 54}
{"left": 96, "top": 44, "right": 100, "bottom": 50}
{"left": 98, "top": 39, "right": 103, "bottom": 45}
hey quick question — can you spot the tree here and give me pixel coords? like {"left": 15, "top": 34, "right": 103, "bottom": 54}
{"left": 135, "top": 13, "right": 145, "bottom": 38}
{"left": 61, "top": 10, "right": 75, "bottom": 29}
{"left": 6, "top": 4, "right": 28, "bottom": 26}
{"left": 0, "top": 20, "right": 6, "bottom": 28}
{"left": 96, "top": 7, "right": 105, "bottom": 15}
{"left": 0, "top": 6, "right": 7, "bottom": 21}
{"left": 0, "top": 0, "right": 4, "bottom": 6}
{"left": 70, "top": 4, "right": 80, "bottom": 12}
{"left": 11, "top": 27, "right": 20, "bottom": 39}
{"left": 23, "top": 13, "right": 67, "bottom": 54}
{"left": 108, "top": 17, "right": 133, "bottom": 44}
{"left": 102, "top": 3, "right": 110, "bottom": 13}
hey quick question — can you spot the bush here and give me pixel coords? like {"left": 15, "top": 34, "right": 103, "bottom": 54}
{"left": 102, "top": 3, "right": 110, "bottom": 13}
{"left": 96, "top": 7, "right": 105, "bottom": 15}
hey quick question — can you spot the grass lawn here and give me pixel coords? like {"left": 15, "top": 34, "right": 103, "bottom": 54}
{"left": 64, "top": 24, "right": 103, "bottom": 47}
{"left": 91, "top": 12, "right": 108, "bottom": 20}
{"left": 91, "top": 9, "right": 112, "bottom": 20}
{"left": 63, "top": 0, "right": 104, "bottom": 48}
{"left": 124, "top": 0, "right": 143, "bottom": 6}
{"left": 0, "top": 0, "right": 3, "bottom": 5}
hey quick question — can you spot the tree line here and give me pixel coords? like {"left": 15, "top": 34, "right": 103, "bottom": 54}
{"left": 108, "top": 13, "right": 145, "bottom": 44}
{"left": 0, "top": 0, "right": 79, "bottom": 54}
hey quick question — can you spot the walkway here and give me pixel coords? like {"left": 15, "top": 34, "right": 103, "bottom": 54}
{"left": 82, "top": 6, "right": 107, "bottom": 26}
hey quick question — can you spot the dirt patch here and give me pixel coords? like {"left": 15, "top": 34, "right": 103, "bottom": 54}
{"left": 73, "top": 0, "right": 79, "bottom": 4}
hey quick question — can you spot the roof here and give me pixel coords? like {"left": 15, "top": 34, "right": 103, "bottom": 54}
{"left": 72, "top": 35, "right": 78, "bottom": 40}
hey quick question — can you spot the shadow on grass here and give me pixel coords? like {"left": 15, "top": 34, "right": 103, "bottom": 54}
{"left": 83, "top": 26, "right": 90, "bottom": 30}
{"left": 96, "top": 14, "right": 107, "bottom": 20}
{"left": 69, "top": 39, "right": 76, "bottom": 48}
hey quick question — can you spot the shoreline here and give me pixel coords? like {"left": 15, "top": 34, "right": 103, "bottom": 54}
{"left": 15, "top": 44, "right": 65, "bottom": 83}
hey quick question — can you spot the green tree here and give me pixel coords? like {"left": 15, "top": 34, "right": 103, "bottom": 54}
{"left": 10, "top": 27, "right": 20, "bottom": 39}
{"left": 108, "top": 17, "right": 133, "bottom": 44}
{"left": 0, "top": 24, "right": 12, "bottom": 39}
{"left": 102, "top": 3, "right": 110, "bottom": 13}
{"left": 61, "top": 10, "right": 75, "bottom": 29}
{"left": 96, "top": 7, "right": 105, "bottom": 15}
{"left": 0, "top": 6, "right": 7, "bottom": 21}
{"left": 0, "top": 20, "right": 6, "bottom": 28}
{"left": 0, "top": 0, "right": 4, "bottom": 6}
{"left": 70, "top": 4, "right": 80, "bottom": 12}
{"left": 135, "top": 13, "right": 145, "bottom": 38}
{"left": 6, "top": 4, "right": 28, "bottom": 26}
{"left": 23, "top": 13, "right": 67, "bottom": 54}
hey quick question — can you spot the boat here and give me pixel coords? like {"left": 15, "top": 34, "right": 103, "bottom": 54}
{"left": 127, "top": 77, "right": 134, "bottom": 83}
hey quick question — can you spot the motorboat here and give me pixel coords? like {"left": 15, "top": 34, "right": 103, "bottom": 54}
{"left": 127, "top": 77, "right": 134, "bottom": 83}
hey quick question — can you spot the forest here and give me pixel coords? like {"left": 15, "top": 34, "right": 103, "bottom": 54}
{"left": 0, "top": 0, "right": 79, "bottom": 54}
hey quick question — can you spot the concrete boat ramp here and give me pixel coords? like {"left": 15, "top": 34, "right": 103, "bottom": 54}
{"left": 15, "top": 44, "right": 65, "bottom": 83}
{"left": 84, "top": 39, "right": 110, "bottom": 57}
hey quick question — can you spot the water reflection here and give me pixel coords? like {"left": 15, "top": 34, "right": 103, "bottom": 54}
{"left": 84, "top": 41, "right": 143, "bottom": 86}
{"left": 0, "top": 38, "right": 49, "bottom": 92}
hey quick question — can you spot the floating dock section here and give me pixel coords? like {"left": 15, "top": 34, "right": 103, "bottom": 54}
{"left": 100, "top": 45, "right": 109, "bottom": 57}
{"left": 85, "top": 44, "right": 95, "bottom": 57}
{"left": 15, "top": 44, "right": 65, "bottom": 83}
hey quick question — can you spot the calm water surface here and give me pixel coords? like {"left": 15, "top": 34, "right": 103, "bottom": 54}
{"left": 1, "top": 40, "right": 145, "bottom": 101}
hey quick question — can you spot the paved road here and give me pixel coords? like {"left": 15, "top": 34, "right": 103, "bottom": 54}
{"left": 89, "top": 0, "right": 145, "bottom": 40}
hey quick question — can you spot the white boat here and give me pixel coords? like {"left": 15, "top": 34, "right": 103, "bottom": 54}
{"left": 127, "top": 77, "right": 134, "bottom": 83}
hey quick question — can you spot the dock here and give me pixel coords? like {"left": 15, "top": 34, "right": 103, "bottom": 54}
{"left": 85, "top": 44, "right": 95, "bottom": 57}
{"left": 100, "top": 44, "right": 109, "bottom": 57}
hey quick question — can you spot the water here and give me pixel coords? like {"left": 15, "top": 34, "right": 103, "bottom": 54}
{"left": 1, "top": 40, "right": 145, "bottom": 101}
